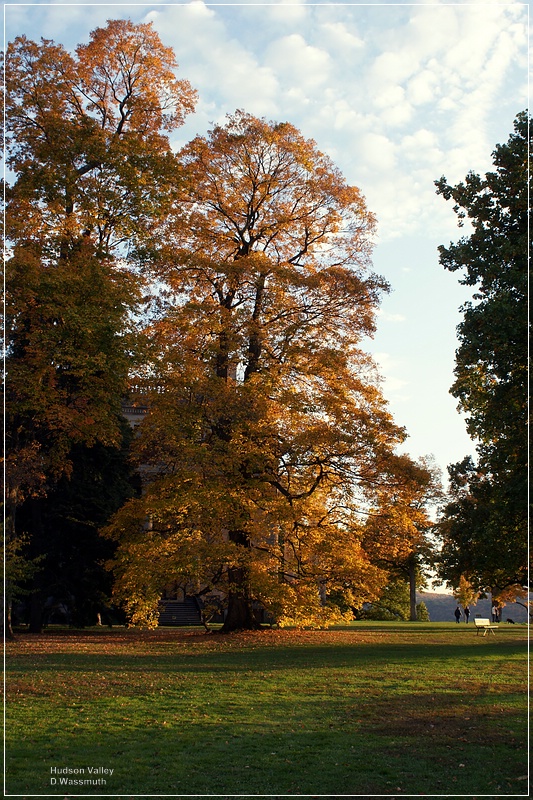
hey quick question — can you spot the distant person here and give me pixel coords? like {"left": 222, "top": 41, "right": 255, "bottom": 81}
{"left": 491, "top": 604, "right": 498, "bottom": 623}
{"left": 454, "top": 606, "right": 461, "bottom": 623}
{"left": 464, "top": 605, "right": 470, "bottom": 623}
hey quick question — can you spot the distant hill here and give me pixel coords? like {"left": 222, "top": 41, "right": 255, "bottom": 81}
{"left": 416, "top": 592, "right": 529, "bottom": 623}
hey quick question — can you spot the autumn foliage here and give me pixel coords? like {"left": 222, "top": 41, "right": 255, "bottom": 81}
{"left": 5, "top": 23, "right": 438, "bottom": 633}
{"left": 5, "top": 18, "right": 196, "bottom": 484}
{"left": 103, "top": 112, "right": 437, "bottom": 630}
{"left": 3, "top": 20, "right": 195, "bottom": 634}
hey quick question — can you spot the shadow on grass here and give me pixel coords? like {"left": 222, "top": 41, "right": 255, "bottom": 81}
{"left": 6, "top": 691, "right": 527, "bottom": 796}
{"left": 6, "top": 637, "right": 527, "bottom": 677}
{"left": 7, "top": 628, "right": 528, "bottom": 795}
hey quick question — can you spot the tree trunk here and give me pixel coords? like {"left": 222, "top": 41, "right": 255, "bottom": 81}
{"left": 4, "top": 499, "right": 18, "bottom": 640}
{"left": 29, "top": 591, "right": 44, "bottom": 634}
{"left": 28, "top": 499, "right": 45, "bottom": 633}
{"left": 3, "top": 599, "right": 16, "bottom": 640}
{"left": 222, "top": 568, "right": 260, "bottom": 632}
{"left": 408, "top": 553, "right": 417, "bottom": 621}
{"left": 221, "top": 530, "right": 261, "bottom": 633}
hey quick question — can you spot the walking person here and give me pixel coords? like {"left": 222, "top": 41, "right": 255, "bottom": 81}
{"left": 454, "top": 606, "right": 461, "bottom": 623}
{"left": 491, "top": 604, "right": 498, "bottom": 623}
{"left": 464, "top": 605, "right": 470, "bottom": 623}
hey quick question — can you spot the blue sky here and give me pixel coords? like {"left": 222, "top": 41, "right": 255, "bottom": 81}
{"left": 4, "top": 1, "right": 529, "bottom": 483}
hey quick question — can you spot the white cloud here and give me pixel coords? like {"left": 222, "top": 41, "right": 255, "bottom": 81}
{"left": 320, "top": 21, "right": 365, "bottom": 55}
{"left": 359, "top": 132, "right": 396, "bottom": 171}
{"left": 5, "top": 2, "right": 110, "bottom": 49}
{"left": 261, "top": 0, "right": 308, "bottom": 26}
{"left": 373, "top": 85, "right": 406, "bottom": 111}
{"left": 265, "top": 34, "right": 331, "bottom": 89}
{"left": 328, "top": 101, "right": 366, "bottom": 133}
{"left": 185, "top": 0, "right": 213, "bottom": 18}
{"left": 150, "top": 4, "right": 280, "bottom": 127}
{"left": 407, "top": 69, "right": 439, "bottom": 106}
{"left": 376, "top": 310, "right": 407, "bottom": 323}
{"left": 370, "top": 50, "right": 420, "bottom": 90}
{"left": 372, "top": 352, "right": 410, "bottom": 400}
{"left": 384, "top": 102, "right": 413, "bottom": 128}
{"left": 400, "top": 129, "right": 443, "bottom": 169}
{"left": 405, "top": 4, "right": 461, "bottom": 60}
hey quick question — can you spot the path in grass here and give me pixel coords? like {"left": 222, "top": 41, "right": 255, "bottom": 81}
{"left": 6, "top": 622, "right": 528, "bottom": 796}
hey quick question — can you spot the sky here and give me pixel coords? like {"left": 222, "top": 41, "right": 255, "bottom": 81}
{"left": 4, "top": 0, "right": 529, "bottom": 485}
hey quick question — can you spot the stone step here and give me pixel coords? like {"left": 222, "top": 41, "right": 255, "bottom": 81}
{"left": 157, "top": 600, "right": 202, "bottom": 627}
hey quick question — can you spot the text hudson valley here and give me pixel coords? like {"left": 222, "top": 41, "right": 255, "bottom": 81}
{"left": 50, "top": 766, "right": 114, "bottom": 786}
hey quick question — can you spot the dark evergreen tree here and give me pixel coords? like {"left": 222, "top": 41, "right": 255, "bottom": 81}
{"left": 15, "top": 424, "right": 134, "bottom": 630}
{"left": 435, "top": 112, "right": 530, "bottom": 592}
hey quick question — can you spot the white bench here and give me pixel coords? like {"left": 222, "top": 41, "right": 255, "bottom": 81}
{"left": 474, "top": 617, "right": 497, "bottom": 636}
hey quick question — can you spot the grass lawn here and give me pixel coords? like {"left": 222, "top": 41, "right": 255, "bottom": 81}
{"left": 5, "top": 621, "right": 529, "bottom": 797}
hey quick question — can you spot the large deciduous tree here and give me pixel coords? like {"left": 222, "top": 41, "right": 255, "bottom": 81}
{"left": 4, "top": 21, "right": 196, "bottom": 634}
{"left": 105, "top": 112, "right": 431, "bottom": 631}
{"left": 434, "top": 112, "right": 530, "bottom": 594}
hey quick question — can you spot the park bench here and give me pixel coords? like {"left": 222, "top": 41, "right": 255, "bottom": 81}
{"left": 474, "top": 617, "right": 497, "bottom": 636}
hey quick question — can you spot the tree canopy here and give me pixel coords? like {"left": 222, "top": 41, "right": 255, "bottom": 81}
{"left": 104, "top": 112, "right": 436, "bottom": 631}
{"left": 435, "top": 111, "right": 530, "bottom": 594}
{"left": 4, "top": 20, "right": 196, "bottom": 634}
{"left": 5, "top": 25, "right": 439, "bottom": 633}
{"left": 5, "top": 18, "right": 195, "bottom": 487}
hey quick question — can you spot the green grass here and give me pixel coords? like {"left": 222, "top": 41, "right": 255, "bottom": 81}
{"left": 5, "top": 622, "right": 529, "bottom": 797}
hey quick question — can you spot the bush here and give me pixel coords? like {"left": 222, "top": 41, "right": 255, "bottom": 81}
{"left": 416, "top": 601, "right": 430, "bottom": 621}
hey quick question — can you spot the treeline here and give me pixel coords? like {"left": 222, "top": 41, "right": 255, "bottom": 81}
{"left": 3, "top": 21, "right": 529, "bottom": 635}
